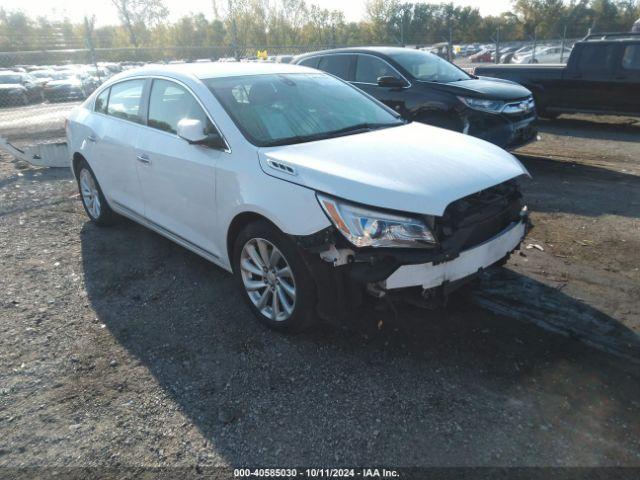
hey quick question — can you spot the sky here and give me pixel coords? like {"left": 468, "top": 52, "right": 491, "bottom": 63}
{"left": 1, "top": 0, "right": 513, "bottom": 26}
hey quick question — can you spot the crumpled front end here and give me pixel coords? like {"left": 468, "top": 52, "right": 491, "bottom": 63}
{"left": 295, "top": 180, "right": 531, "bottom": 321}
{"left": 463, "top": 97, "right": 538, "bottom": 150}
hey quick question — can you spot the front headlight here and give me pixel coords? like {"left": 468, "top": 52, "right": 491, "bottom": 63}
{"left": 458, "top": 96, "right": 505, "bottom": 114}
{"left": 317, "top": 194, "right": 437, "bottom": 248}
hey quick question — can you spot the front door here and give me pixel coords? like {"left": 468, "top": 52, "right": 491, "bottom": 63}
{"left": 352, "top": 54, "right": 408, "bottom": 115}
{"left": 134, "top": 78, "right": 226, "bottom": 258}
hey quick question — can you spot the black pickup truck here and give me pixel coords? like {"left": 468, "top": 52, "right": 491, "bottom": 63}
{"left": 473, "top": 33, "right": 640, "bottom": 118}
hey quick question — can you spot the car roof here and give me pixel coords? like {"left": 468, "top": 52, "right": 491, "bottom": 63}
{"left": 295, "top": 46, "right": 415, "bottom": 59}
{"left": 117, "top": 61, "right": 317, "bottom": 81}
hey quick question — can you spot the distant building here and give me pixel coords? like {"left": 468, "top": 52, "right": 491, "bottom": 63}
{"left": 633, "top": 18, "right": 640, "bottom": 33}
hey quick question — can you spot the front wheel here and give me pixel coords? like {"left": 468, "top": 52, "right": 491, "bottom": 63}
{"left": 233, "top": 220, "right": 318, "bottom": 332}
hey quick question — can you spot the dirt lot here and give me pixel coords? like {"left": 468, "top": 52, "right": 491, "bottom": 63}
{"left": 0, "top": 114, "right": 639, "bottom": 470}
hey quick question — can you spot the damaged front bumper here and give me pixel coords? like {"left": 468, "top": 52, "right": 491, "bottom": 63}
{"left": 381, "top": 219, "right": 526, "bottom": 291}
{"left": 464, "top": 109, "right": 538, "bottom": 150}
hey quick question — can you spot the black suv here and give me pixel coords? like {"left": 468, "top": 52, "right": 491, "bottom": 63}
{"left": 293, "top": 47, "right": 537, "bottom": 149}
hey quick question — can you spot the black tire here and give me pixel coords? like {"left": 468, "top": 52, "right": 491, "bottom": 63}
{"left": 75, "top": 158, "right": 117, "bottom": 226}
{"left": 233, "top": 220, "right": 318, "bottom": 332}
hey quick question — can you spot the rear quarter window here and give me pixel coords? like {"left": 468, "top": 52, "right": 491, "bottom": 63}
{"left": 297, "top": 57, "right": 320, "bottom": 69}
{"left": 95, "top": 88, "right": 109, "bottom": 114}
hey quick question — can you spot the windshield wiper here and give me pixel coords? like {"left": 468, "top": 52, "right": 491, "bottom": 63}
{"left": 263, "top": 122, "right": 403, "bottom": 147}
{"left": 323, "top": 122, "right": 400, "bottom": 138}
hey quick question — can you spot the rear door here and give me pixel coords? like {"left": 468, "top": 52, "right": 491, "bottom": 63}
{"left": 90, "top": 78, "right": 148, "bottom": 216}
{"left": 316, "top": 54, "right": 356, "bottom": 81}
{"left": 611, "top": 42, "right": 640, "bottom": 114}
{"left": 134, "top": 78, "right": 227, "bottom": 258}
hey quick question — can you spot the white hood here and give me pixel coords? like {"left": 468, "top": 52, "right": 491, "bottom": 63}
{"left": 258, "top": 122, "right": 529, "bottom": 216}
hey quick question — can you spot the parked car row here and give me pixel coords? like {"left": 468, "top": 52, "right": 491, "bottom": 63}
{"left": 0, "top": 57, "right": 302, "bottom": 108}
{"left": 0, "top": 63, "right": 121, "bottom": 106}
{"left": 460, "top": 42, "right": 574, "bottom": 64}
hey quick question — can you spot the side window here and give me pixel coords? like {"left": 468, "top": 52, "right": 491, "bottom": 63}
{"left": 95, "top": 88, "right": 109, "bottom": 114}
{"left": 107, "top": 79, "right": 145, "bottom": 123}
{"left": 298, "top": 57, "right": 320, "bottom": 69}
{"left": 355, "top": 55, "right": 397, "bottom": 83}
{"left": 576, "top": 45, "right": 616, "bottom": 73}
{"left": 317, "top": 55, "right": 355, "bottom": 80}
{"left": 147, "top": 79, "right": 215, "bottom": 135}
{"left": 622, "top": 45, "right": 640, "bottom": 71}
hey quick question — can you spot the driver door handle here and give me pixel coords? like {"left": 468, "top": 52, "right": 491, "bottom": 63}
{"left": 136, "top": 153, "right": 151, "bottom": 164}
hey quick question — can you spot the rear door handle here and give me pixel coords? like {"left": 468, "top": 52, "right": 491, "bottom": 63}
{"left": 86, "top": 135, "right": 97, "bottom": 143}
{"left": 136, "top": 153, "right": 150, "bottom": 164}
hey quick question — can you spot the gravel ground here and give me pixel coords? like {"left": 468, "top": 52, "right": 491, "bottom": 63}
{"left": 0, "top": 115, "right": 639, "bottom": 469}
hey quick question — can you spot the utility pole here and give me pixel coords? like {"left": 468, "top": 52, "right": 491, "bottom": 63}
{"left": 84, "top": 16, "right": 101, "bottom": 82}
{"left": 448, "top": 20, "right": 453, "bottom": 61}
{"left": 228, "top": 0, "right": 239, "bottom": 60}
{"left": 532, "top": 26, "right": 537, "bottom": 63}
{"left": 560, "top": 25, "right": 567, "bottom": 63}
{"left": 495, "top": 25, "right": 500, "bottom": 64}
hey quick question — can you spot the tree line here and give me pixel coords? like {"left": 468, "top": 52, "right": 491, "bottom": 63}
{"left": 0, "top": 0, "right": 638, "bottom": 54}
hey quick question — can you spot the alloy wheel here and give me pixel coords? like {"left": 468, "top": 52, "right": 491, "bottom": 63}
{"left": 79, "top": 168, "right": 101, "bottom": 219}
{"left": 239, "top": 238, "right": 296, "bottom": 322}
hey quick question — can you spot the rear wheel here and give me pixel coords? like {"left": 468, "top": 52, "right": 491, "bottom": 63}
{"left": 76, "top": 159, "right": 116, "bottom": 226}
{"left": 233, "top": 220, "right": 317, "bottom": 332}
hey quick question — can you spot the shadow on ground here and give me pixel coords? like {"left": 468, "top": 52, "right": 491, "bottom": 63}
{"left": 79, "top": 217, "right": 640, "bottom": 465}
{"left": 535, "top": 116, "right": 640, "bottom": 144}
{"left": 516, "top": 156, "right": 640, "bottom": 219}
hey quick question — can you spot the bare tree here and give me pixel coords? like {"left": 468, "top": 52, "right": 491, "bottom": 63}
{"left": 110, "top": 0, "right": 168, "bottom": 47}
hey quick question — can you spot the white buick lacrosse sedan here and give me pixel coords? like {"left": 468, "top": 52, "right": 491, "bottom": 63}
{"left": 66, "top": 62, "right": 530, "bottom": 331}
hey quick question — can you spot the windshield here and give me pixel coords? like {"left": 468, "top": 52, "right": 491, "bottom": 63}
{"left": 388, "top": 50, "right": 471, "bottom": 83}
{"left": 0, "top": 75, "right": 22, "bottom": 84}
{"left": 205, "top": 73, "right": 403, "bottom": 147}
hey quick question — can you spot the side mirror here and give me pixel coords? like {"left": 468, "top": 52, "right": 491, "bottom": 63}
{"left": 377, "top": 76, "right": 407, "bottom": 88}
{"left": 177, "top": 118, "right": 226, "bottom": 150}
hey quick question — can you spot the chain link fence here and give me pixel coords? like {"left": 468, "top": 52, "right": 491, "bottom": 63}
{"left": 0, "top": 24, "right": 592, "bottom": 165}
